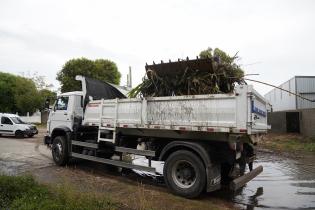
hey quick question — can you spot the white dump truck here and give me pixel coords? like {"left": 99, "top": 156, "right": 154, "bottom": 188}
{"left": 44, "top": 74, "right": 267, "bottom": 198}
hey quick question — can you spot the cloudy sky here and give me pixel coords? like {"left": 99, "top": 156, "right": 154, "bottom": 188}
{"left": 0, "top": 0, "right": 314, "bottom": 94}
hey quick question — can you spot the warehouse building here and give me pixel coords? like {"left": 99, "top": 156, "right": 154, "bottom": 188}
{"left": 264, "top": 76, "right": 315, "bottom": 112}
{"left": 264, "top": 76, "right": 315, "bottom": 136}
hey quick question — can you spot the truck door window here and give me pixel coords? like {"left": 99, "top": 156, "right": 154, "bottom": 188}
{"left": 55, "top": 97, "right": 69, "bottom": 111}
{"left": 1, "top": 117, "right": 13, "bottom": 125}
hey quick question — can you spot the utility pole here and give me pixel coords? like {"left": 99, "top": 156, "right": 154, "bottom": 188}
{"left": 127, "top": 66, "right": 132, "bottom": 88}
{"left": 129, "top": 66, "right": 132, "bottom": 88}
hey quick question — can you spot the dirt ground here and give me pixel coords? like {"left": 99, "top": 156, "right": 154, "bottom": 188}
{"left": 32, "top": 164, "right": 236, "bottom": 210}
{"left": 2, "top": 129, "right": 315, "bottom": 209}
{"left": 0, "top": 128, "right": 236, "bottom": 210}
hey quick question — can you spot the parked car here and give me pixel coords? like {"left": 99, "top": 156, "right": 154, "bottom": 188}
{"left": 0, "top": 113, "right": 38, "bottom": 138}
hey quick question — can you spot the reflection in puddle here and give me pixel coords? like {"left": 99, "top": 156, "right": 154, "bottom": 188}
{"left": 223, "top": 151, "right": 315, "bottom": 210}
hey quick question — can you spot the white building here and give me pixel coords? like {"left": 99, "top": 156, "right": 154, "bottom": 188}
{"left": 264, "top": 76, "right": 315, "bottom": 112}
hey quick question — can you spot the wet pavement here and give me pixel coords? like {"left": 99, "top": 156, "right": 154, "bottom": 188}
{"left": 222, "top": 150, "right": 315, "bottom": 210}
{"left": 0, "top": 133, "right": 53, "bottom": 175}
{"left": 0, "top": 132, "right": 315, "bottom": 209}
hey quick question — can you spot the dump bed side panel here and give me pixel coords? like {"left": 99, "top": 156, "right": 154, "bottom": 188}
{"left": 146, "top": 96, "right": 236, "bottom": 127}
{"left": 83, "top": 85, "right": 268, "bottom": 134}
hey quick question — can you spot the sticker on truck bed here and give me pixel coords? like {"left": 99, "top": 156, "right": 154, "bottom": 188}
{"left": 251, "top": 101, "right": 266, "bottom": 117}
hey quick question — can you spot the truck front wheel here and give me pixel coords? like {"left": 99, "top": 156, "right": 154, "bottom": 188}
{"left": 164, "top": 150, "right": 206, "bottom": 198}
{"left": 52, "top": 136, "right": 69, "bottom": 166}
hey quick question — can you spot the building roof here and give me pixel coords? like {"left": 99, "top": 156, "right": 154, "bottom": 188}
{"left": 265, "top": 75, "right": 315, "bottom": 96}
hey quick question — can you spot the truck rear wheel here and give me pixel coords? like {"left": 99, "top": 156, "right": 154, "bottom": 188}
{"left": 52, "top": 136, "right": 69, "bottom": 166}
{"left": 164, "top": 150, "right": 206, "bottom": 198}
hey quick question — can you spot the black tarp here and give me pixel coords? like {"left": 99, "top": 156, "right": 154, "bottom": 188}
{"left": 84, "top": 77, "right": 126, "bottom": 107}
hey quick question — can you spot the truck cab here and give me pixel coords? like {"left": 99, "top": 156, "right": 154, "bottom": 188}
{"left": 47, "top": 91, "right": 84, "bottom": 136}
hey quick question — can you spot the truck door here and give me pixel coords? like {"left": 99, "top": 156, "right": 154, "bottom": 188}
{"left": 0, "top": 116, "right": 14, "bottom": 135}
{"left": 49, "top": 96, "right": 72, "bottom": 133}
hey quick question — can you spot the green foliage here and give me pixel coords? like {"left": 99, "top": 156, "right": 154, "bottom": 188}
{"left": 39, "top": 89, "right": 57, "bottom": 106}
{"left": 13, "top": 76, "right": 42, "bottom": 115}
{"left": 267, "top": 136, "right": 315, "bottom": 153}
{"left": 0, "top": 72, "right": 16, "bottom": 113}
{"left": 57, "top": 58, "right": 121, "bottom": 93}
{"left": 31, "top": 72, "right": 54, "bottom": 90}
{"left": 0, "top": 72, "right": 55, "bottom": 114}
{"left": 129, "top": 47, "right": 244, "bottom": 97}
{"left": 0, "top": 175, "right": 118, "bottom": 210}
{"left": 199, "top": 47, "right": 213, "bottom": 59}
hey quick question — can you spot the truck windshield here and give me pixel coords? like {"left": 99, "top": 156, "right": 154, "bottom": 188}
{"left": 10, "top": 117, "right": 25, "bottom": 124}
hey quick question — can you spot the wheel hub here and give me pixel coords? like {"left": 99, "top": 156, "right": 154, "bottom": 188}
{"left": 171, "top": 160, "right": 197, "bottom": 188}
{"left": 53, "top": 142, "right": 62, "bottom": 161}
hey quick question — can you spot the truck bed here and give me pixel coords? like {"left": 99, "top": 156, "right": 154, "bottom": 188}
{"left": 83, "top": 85, "right": 268, "bottom": 135}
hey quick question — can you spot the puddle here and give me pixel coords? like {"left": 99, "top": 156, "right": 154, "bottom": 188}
{"left": 0, "top": 159, "right": 28, "bottom": 175}
{"left": 223, "top": 151, "right": 315, "bottom": 210}
{"left": 0, "top": 137, "right": 54, "bottom": 176}
{"left": 130, "top": 151, "right": 315, "bottom": 209}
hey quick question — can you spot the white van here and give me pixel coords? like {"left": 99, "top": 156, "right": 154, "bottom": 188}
{"left": 0, "top": 113, "right": 38, "bottom": 138}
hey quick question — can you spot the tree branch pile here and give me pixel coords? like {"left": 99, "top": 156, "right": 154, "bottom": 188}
{"left": 129, "top": 48, "right": 245, "bottom": 98}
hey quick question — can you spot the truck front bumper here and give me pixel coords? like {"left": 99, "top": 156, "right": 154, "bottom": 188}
{"left": 229, "top": 165, "right": 263, "bottom": 190}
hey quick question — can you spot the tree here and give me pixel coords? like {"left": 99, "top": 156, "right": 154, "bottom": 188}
{"left": 0, "top": 72, "right": 16, "bottom": 113}
{"left": 19, "top": 71, "right": 57, "bottom": 108}
{"left": 31, "top": 72, "right": 54, "bottom": 90}
{"left": 57, "top": 58, "right": 121, "bottom": 93}
{"left": 0, "top": 72, "right": 42, "bottom": 115}
{"left": 39, "top": 89, "right": 57, "bottom": 107}
{"left": 14, "top": 76, "right": 41, "bottom": 115}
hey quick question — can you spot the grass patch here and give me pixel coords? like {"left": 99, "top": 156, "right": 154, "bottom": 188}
{"left": 262, "top": 134, "right": 315, "bottom": 153}
{"left": 0, "top": 175, "right": 119, "bottom": 210}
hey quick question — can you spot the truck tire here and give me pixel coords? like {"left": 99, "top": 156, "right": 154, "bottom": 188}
{"left": 163, "top": 150, "right": 206, "bottom": 198}
{"left": 52, "top": 136, "right": 69, "bottom": 166}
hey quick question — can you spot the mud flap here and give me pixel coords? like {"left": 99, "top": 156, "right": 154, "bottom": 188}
{"left": 230, "top": 165, "right": 263, "bottom": 190}
{"left": 206, "top": 164, "right": 221, "bottom": 192}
